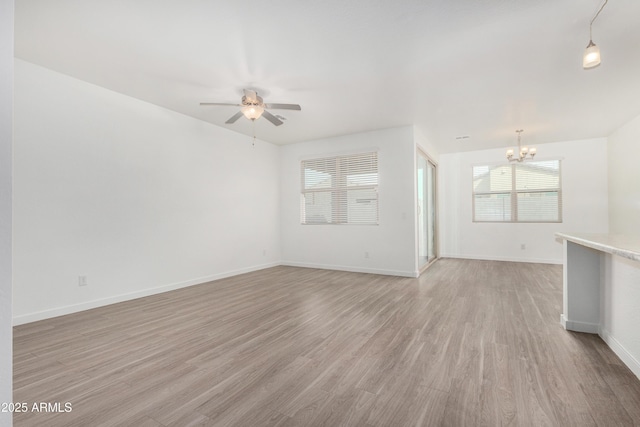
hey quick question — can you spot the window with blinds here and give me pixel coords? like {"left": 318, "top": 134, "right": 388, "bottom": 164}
{"left": 472, "top": 160, "right": 562, "bottom": 223}
{"left": 301, "top": 152, "right": 379, "bottom": 225}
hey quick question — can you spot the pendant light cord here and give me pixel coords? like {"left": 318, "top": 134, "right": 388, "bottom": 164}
{"left": 590, "top": 0, "right": 609, "bottom": 40}
{"left": 516, "top": 129, "right": 523, "bottom": 151}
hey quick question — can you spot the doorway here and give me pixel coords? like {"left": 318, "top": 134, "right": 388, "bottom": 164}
{"left": 417, "top": 150, "right": 437, "bottom": 271}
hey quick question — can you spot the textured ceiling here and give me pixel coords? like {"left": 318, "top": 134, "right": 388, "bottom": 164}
{"left": 14, "top": 0, "right": 640, "bottom": 153}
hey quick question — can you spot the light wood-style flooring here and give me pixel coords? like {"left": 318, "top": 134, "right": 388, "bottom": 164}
{"left": 13, "top": 260, "right": 640, "bottom": 426}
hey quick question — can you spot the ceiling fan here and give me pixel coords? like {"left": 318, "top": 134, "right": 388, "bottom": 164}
{"left": 200, "top": 89, "right": 301, "bottom": 126}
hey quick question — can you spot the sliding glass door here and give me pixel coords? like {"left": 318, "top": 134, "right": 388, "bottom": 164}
{"left": 417, "top": 151, "right": 437, "bottom": 270}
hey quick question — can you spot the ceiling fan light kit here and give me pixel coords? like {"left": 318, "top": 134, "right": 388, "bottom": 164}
{"left": 241, "top": 104, "right": 264, "bottom": 120}
{"left": 200, "top": 89, "right": 301, "bottom": 127}
{"left": 583, "top": 0, "right": 608, "bottom": 69}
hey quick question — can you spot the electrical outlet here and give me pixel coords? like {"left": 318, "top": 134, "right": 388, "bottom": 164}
{"left": 520, "top": 244, "right": 526, "bottom": 250}
{"left": 364, "top": 251, "right": 370, "bottom": 259}
{"left": 78, "top": 276, "right": 88, "bottom": 286}
{"left": 263, "top": 249, "right": 267, "bottom": 256}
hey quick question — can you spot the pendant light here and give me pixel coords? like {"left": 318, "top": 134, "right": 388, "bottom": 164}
{"left": 506, "top": 130, "right": 536, "bottom": 162}
{"left": 583, "top": 0, "right": 608, "bottom": 69}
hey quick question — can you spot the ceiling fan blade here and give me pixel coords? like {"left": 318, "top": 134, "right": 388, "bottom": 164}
{"left": 264, "top": 103, "right": 301, "bottom": 111}
{"left": 200, "top": 102, "right": 241, "bottom": 106}
{"left": 261, "top": 110, "right": 283, "bottom": 126}
{"left": 243, "top": 89, "right": 258, "bottom": 102}
{"left": 225, "top": 111, "right": 244, "bottom": 124}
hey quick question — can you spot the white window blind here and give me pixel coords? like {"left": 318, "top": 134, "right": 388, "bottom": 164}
{"left": 301, "top": 152, "right": 379, "bottom": 225}
{"left": 472, "top": 160, "right": 562, "bottom": 223}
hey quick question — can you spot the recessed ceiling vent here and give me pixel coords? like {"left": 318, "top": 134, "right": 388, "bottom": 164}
{"left": 455, "top": 135, "right": 470, "bottom": 141}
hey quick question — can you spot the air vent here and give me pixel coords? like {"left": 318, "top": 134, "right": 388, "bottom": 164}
{"left": 455, "top": 135, "right": 470, "bottom": 141}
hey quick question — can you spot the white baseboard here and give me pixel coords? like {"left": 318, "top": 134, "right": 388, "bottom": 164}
{"left": 560, "top": 316, "right": 640, "bottom": 380}
{"left": 440, "top": 253, "right": 562, "bottom": 265}
{"left": 281, "top": 261, "right": 419, "bottom": 278}
{"left": 599, "top": 327, "right": 640, "bottom": 380}
{"left": 12, "top": 262, "right": 281, "bottom": 325}
{"left": 560, "top": 314, "right": 599, "bottom": 334}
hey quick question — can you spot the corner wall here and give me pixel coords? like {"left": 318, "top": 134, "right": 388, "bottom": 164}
{"left": 13, "top": 60, "right": 281, "bottom": 324}
{"left": 439, "top": 138, "right": 609, "bottom": 264}
{"left": 0, "top": 0, "right": 14, "bottom": 424}
{"left": 280, "top": 127, "right": 418, "bottom": 277}
{"left": 602, "top": 112, "right": 640, "bottom": 378}
{"left": 413, "top": 125, "right": 440, "bottom": 162}
{"left": 608, "top": 113, "right": 640, "bottom": 235}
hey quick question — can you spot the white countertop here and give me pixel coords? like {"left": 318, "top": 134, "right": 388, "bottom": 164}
{"left": 556, "top": 232, "right": 640, "bottom": 262}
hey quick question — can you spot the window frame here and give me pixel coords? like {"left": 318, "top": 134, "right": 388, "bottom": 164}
{"left": 300, "top": 151, "right": 379, "bottom": 226}
{"left": 472, "top": 160, "right": 563, "bottom": 223}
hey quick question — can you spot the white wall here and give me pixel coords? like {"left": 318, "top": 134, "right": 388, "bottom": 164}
{"left": 0, "top": 0, "right": 14, "bottom": 424}
{"left": 13, "top": 60, "right": 281, "bottom": 324}
{"left": 439, "top": 138, "right": 609, "bottom": 264}
{"left": 414, "top": 125, "right": 440, "bottom": 163}
{"left": 601, "top": 111, "right": 640, "bottom": 379}
{"left": 280, "top": 126, "right": 418, "bottom": 277}
{"left": 601, "top": 254, "right": 640, "bottom": 379}
{"left": 608, "top": 113, "right": 640, "bottom": 235}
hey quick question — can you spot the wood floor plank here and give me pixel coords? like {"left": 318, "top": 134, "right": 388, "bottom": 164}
{"left": 13, "top": 260, "right": 640, "bottom": 426}
{"left": 301, "top": 387, "right": 376, "bottom": 427}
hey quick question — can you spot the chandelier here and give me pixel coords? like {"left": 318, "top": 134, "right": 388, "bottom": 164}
{"left": 506, "top": 130, "right": 536, "bottom": 162}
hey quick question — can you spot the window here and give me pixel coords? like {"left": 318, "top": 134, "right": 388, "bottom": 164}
{"left": 472, "top": 160, "right": 562, "bottom": 222}
{"left": 301, "top": 152, "right": 378, "bottom": 225}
